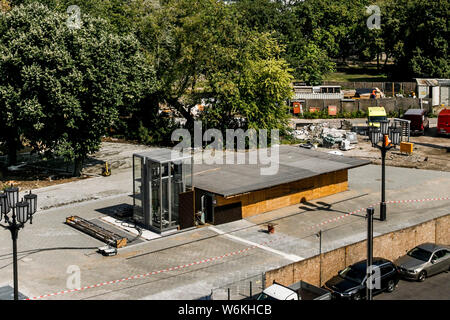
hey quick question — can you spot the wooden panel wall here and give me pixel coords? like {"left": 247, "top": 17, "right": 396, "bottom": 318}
{"left": 215, "top": 170, "right": 348, "bottom": 219}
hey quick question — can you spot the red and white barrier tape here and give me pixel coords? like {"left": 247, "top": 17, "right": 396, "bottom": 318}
{"left": 28, "top": 196, "right": 449, "bottom": 300}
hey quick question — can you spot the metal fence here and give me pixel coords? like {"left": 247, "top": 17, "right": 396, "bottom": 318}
{"left": 201, "top": 272, "right": 266, "bottom": 300}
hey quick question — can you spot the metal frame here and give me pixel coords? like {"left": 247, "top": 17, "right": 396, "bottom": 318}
{"left": 393, "top": 118, "right": 411, "bottom": 142}
{"left": 132, "top": 151, "right": 193, "bottom": 234}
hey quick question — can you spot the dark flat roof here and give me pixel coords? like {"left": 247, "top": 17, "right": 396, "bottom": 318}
{"left": 193, "top": 145, "right": 370, "bottom": 198}
{"left": 404, "top": 109, "right": 425, "bottom": 116}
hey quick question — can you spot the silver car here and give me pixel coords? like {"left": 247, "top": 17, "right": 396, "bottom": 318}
{"left": 395, "top": 243, "right": 450, "bottom": 282}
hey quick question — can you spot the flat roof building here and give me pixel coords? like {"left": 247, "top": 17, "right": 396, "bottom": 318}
{"left": 133, "top": 146, "right": 370, "bottom": 233}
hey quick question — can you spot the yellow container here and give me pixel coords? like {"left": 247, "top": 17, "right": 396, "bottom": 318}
{"left": 400, "top": 142, "right": 413, "bottom": 154}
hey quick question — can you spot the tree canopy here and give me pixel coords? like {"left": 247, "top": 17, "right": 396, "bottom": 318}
{"left": 0, "top": 2, "right": 156, "bottom": 174}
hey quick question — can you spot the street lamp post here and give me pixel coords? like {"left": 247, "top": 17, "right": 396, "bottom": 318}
{"left": 366, "top": 207, "right": 374, "bottom": 301}
{"left": 0, "top": 185, "right": 38, "bottom": 300}
{"left": 316, "top": 230, "right": 322, "bottom": 286}
{"left": 369, "top": 121, "right": 401, "bottom": 221}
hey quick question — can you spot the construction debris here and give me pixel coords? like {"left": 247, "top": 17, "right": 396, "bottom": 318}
{"left": 294, "top": 122, "right": 358, "bottom": 150}
{"left": 65, "top": 215, "right": 127, "bottom": 248}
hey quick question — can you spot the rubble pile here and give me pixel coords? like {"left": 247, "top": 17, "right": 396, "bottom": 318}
{"left": 293, "top": 122, "right": 358, "bottom": 150}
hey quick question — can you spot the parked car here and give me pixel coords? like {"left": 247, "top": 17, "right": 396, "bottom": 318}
{"left": 256, "top": 280, "right": 331, "bottom": 300}
{"left": 324, "top": 258, "right": 399, "bottom": 300}
{"left": 402, "top": 109, "right": 429, "bottom": 135}
{"left": 395, "top": 243, "right": 450, "bottom": 282}
{"left": 437, "top": 108, "right": 450, "bottom": 136}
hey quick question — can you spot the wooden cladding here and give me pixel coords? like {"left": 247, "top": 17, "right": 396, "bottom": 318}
{"left": 214, "top": 202, "right": 243, "bottom": 225}
{"left": 215, "top": 169, "right": 348, "bottom": 219}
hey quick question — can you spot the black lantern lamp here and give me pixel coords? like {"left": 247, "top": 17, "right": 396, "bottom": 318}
{"left": 369, "top": 120, "right": 402, "bottom": 222}
{"left": 0, "top": 185, "right": 38, "bottom": 300}
{"left": 24, "top": 191, "right": 37, "bottom": 224}
{"left": 379, "top": 120, "right": 390, "bottom": 135}
{"left": 389, "top": 128, "right": 401, "bottom": 146}
{"left": 368, "top": 127, "right": 381, "bottom": 146}
{"left": 0, "top": 193, "right": 9, "bottom": 216}
{"left": 16, "top": 201, "right": 29, "bottom": 224}
{"left": 5, "top": 185, "right": 19, "bottom": 208}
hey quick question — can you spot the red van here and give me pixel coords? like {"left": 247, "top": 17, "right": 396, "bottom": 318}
{"left": 402, "top": 109, "right": 429, "bottom": 135}
{"left": 437, "top": 109, "right": 450, "bottom": 135}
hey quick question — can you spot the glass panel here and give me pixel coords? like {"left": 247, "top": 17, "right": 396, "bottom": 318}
{"left": 183, "top": 158, "right": 193, "bottom": 190}
{"left": 161, "top": 163, "right": 170, "bottom": 230}
{"left": 150, "top": 162, "right": 161, "bottom": 230}
{"left": 171, "top": 162, "right": 183, "bottom": 227}
{"left": 133, "top": 156, "right": 144, "bottom": 224}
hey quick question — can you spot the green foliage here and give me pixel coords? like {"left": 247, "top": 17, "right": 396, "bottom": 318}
{"left": 0, "top": 2, "right": 156, "bottom": 174}
{"left": 382, "top": 0, "right": 449, "bottom": 78}
{"left": 139, "top": 0, "right": 293, "bottom": 135}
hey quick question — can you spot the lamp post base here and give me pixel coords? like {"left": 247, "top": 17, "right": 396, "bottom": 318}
{"left": 380, "top": 202, "right": 386, "bottom": 221}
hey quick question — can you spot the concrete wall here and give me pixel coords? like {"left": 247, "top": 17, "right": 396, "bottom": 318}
{"left": 300, "top": 98, "right": 432, "bottom": 114}
{"left": 265, "top": 214, "right": 450, "bottom": 288}
{"left": 215, "top": 170, "right": 348, "bottom": 219}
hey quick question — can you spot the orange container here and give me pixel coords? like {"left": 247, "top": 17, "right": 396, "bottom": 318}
{"left": 400, "top": 142, "right": 413, "bottom": 154}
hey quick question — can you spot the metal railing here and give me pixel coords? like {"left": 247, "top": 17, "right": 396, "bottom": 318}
{"left": 393, "top": 118, "right": 411, "bottom": 142}
{"left": 197, "top": 272, "right": 266, "bottom": 300}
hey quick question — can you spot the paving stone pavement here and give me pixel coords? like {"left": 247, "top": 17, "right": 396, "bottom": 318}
{"left": 0, "top": 165, "right": 448, "bottom": 300}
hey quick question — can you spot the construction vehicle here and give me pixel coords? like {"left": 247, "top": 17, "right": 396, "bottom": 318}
{"left": 367, "top": 107, "right": 387, "bottom": 127}
{"left": 351, "top": 107, "right": 388, "bottom": 135}
{"left": 256, "top": 281, "right": 331, "bottom": 300}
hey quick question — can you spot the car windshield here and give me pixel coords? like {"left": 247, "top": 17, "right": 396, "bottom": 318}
{"left": 339, "top": 266, "right": 365, "bottom": 283}
{"left": 369, "top": 116, "right": 387, "bottom": 122}
{"left": 256, "top": 293, "right": 277, "bottom": 301}
{"left": 407, "top": 247, "right": 432, "bottom": 262}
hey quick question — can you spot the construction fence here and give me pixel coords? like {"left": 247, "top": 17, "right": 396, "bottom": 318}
{"left": 322, "top": 81, "right": 417, "bottom": 96}
{"left": 264, "top": 214, "right": 450, "bottom": 289}
{"left": 297, "top": 97, "right": 432, "bottom": 115}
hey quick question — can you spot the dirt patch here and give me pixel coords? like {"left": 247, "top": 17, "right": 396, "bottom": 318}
{"left": 316, "top": 128, "right": 450, "bottom": 171}
{"left": 0, "top": 141, "right": 151, "bottom": 190}
{"left": 0, "top": 167, "right": 90, "bottom": 191}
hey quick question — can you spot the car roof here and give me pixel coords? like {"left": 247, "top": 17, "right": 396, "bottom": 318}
{"left": 263, "top": 283, "right": 295, "bottom": 300}
{"left": 416, "top": 243, "right": 448, "bottom": 252}
{"left": 352, "top": 257, "right": 391, "bottom": 268}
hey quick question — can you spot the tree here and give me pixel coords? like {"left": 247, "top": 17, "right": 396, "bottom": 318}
{"left": 382, "top": 0, "right": 449, "bottom": 79}
{"left": 138, "top": 0, "right": 293, "bottom": 134}
{"left": 233, "top": 0, "right": 335, "bottom": 84}
{"left": 0, "top": 2, "right": 156, "bottom": 174}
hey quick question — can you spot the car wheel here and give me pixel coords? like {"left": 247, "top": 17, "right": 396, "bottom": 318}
{"left": 386, "top": 280, "right": 396, "bottom": 293}
{"left": 353, "top": 292, "right": 362, "bottom": 301}
{"left": 418, "top": 271, "right": 426, "bottom": 282}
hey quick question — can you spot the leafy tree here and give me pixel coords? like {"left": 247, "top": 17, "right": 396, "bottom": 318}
{"left": 0, "top": 0, "right": 11, "bottom": 12}
{"left": 233, "top": 0, "right": 335, "bottom": 84}
{"left": 10, "top": 0, "right": 151, "bottom": 34}
{"left": 0, "top": 2, "right": 156, "bottom": 174}
{"left": 382, "top": 0, "right": 449, "bottom": 78}
{"left": 138, "top": 0, "right": 293, "bottom": 134}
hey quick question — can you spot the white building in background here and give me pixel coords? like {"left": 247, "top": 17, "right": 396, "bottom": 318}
{"left": 415, "top": 78, "right": 450, "bottom": 106}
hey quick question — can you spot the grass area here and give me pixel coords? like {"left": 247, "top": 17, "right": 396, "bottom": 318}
{"left": 324, "top": 65, "right": 388, "bottom": 82}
